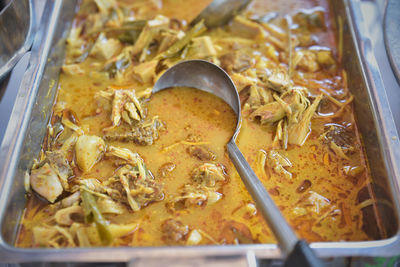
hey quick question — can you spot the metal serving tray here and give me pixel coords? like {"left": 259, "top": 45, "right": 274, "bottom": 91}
{"left": 0, "top": 0, "right": 399, "bottom": 263}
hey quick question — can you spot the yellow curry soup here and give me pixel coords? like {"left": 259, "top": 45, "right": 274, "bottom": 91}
{"left": 17, "top": 0, "right": 380, "bottom": 248}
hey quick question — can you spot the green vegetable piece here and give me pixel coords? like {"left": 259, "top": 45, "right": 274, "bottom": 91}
{"left": 158, "top": 20, "right": 207, "bottom": 59}
{"left": 122, "top": 20, "right": 147, "bottom": 31}
{"left": 81, "top": 189, "right": 113, "bottom": 245}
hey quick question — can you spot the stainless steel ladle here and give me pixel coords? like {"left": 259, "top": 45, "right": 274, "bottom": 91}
{"left": 191, "top": 0, "right": 252, "bottom": 28}
{"left": 153, "top": 60, "right": 323, "bottom": 267}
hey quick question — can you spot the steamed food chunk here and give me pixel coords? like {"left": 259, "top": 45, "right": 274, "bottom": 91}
{"left": 75, "top": 135, "right": 105, "bottom": 172}
{"left": 18, "top": 0, "right": 376, "bottom": 248}
{"left": 30, "top": 163, "right": 64, "bottom": 203}
{"left": 90, "top": 33, "right": 122, "bottom": 60}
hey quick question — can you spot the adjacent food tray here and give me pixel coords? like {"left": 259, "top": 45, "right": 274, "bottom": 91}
{"left": 0, "top": 0, "right": 399, "bottom": 262}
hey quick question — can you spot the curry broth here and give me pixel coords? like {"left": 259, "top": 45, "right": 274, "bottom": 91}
{"left": 17, "top": 0, "right": 376, "bottom": 248}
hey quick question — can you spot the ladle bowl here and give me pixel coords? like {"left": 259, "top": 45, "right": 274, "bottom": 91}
{"left": 153, "top": 60, "right": 324, "bottom": 267}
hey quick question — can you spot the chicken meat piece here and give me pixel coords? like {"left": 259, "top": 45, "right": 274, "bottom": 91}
{"left": 90, "top": 33, "right": 122, "bottom": 61}
{"left": 229, "top": 16, "right": 264, "bottom": 39}
{"left": 246, "top": 85, "right": 272, "bottom": 108}
{"left": 220, "top": 51, "right": 252, "bottom": 73}
{"left": 249, "top": 101, "right": 285, "bottom": 124}
{"left": 96, "top": 197, "right": 127, "bottom": 215}
{"left": 96, "top": 88, "right": 146, "bottom": 128}
{"left": 30, "top": 163, "right": 64, "bottom": 203}
{"left": 322, "top": 125, "right": 355, "bottom": 152}
{"left": 230, "top": 73, "right": 257, "bottom": 92}
{"left": 191, "top": 163, "right": 226, "bottom": 188}
{"left": 249, "top": 88, "right": 310, "bottom": 125}
{"left": 187, "top": 36, "right": 217, "bottom": 58}
{"left": 281, "top": 88, "right": 310, "bottom": 124}
{"left": 62, "top": 64, "right": 85, "bottom": 75}
{"left": 294, "top": 49, "right": 320, "bottom": 73}
{"left": 104, "top": 116, "right": 163, "bottom": 145}
{"left": 80, "top": 178, "right": 106, "bottom": 193}
{"left": 298, "top": 191, "right": 331, "bottom": 214}
{"left": 321, "top": 125, "right": 355, "bottom": 159}
{"left": 54, "top": 206, "right": 84, "bottom": 226}
{"left": 267, "top": 150, "right": 293, "bottom": 179}
{"left": 186, "top": 146, "right": 216, "bottom": 161}
{"left": 158, "top": 162, "right": 176, "bottom": 177}
{"left": 131, "top": 60, "right": 158, "bottom": 84}
{"left": 287, "top": 95, "right": 322, "bottom": 146}
{"left": 75, "top": 135, "right": 105, "bottom": 172}
{"left": 292, "top": 7, "right": 326, "bottom": 30}
{"left": 316, "top": 49, "right": 336, "bottom": 67}
{"left": 61, "top": 191, "right": 81, "bottom": 208}
{"left": 45, "top": 150, "right": 73, "bottom": 190}
{"left": 106, "top": 146, "right": 147, "bottom": 172}
{"left": 263, "top": 67, "right": 291, "bottom": 93}
{"left": 161, "top": 219, "right": 189, "bottom": 245}
{"left": 220, "top": 220, "right": 256, "bottom": 244}
{"left": 104, "top": 164, "right": 163, "bottom": 212}
{"left": 170, "top": 184, "right": 222, "bottom": 210}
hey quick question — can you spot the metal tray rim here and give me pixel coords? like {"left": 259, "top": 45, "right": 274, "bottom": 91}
{"left": 0, "top": 235, "right": 400, "bottom": 262}
{"left": 0, "top": 0, "right": 399, "bottom": 262}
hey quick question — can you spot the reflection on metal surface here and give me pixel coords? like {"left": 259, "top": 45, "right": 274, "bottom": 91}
{"left": 0, "top": 0, "right": 35, "bottom": 80}
{"left": 0, "top": 0, "right": 399, "bottom": 263}
{"left": 191, "top": 0, "right": 252, "bottom": 28}
{"left": 384, "top": 0, "right": 400, "bottom": 85}
{"left": 130, "top": 255, "right": 254, "bottom": 267}
{"left": 0, "top": 52, "right": 30, "bottom": 143}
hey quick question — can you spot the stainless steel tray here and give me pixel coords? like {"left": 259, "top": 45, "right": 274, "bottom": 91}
{"left": 0, "top": 0, "right": 399, "bottom": 263}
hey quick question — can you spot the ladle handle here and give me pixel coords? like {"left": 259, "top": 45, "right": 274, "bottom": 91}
{"left": 227, "top": 140, "right": 324, "bottom": 267}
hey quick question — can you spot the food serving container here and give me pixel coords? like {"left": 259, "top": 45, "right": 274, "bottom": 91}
{"left": 0, "top": 0, "right": 399, "bottom": 263}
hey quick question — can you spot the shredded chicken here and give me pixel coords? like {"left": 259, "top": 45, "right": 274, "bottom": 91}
{"left": 104, "top": 164, "right": 163, "bottom": 212}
